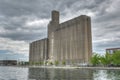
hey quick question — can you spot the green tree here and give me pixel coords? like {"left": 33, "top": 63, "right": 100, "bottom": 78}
{"left": 112, "top": 51, "right": 120, "bottom": 66}
{"left": 54, "top": 61, "right": 59, "bottom": 66}
{"left": 62, "top": 61, "right": 66, "bottom": 65}
{"left": 39, "top": 61, "right": 44, "bottom": 65}
{"left": 35, "top": 62, "right": 39, "bottom": 65}
{"left": 90, "top": 54, "right": 100, "bottom": 66}
{"left": 24, "top": 62, "right": 29, "bottom": 65}
{"left": 100, "top": 56, "right": 106, "bottom": 65}
{"left": 49, "top": 62, "right": 53, "bottom": 65}
{"left": 45, "top": 61, "right": 48, "bottom": 65}
{"left": 30, "top": 62, "right": 34, "bottom": 65}
{"left": 100, "top": 53, "right": 112, "bottom": 66}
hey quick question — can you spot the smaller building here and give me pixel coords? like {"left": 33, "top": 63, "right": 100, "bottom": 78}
{"left": 29, "top": 38, "right": 48, "bottom": 63}
{"left": 106, "top": 48, "right": 120, "bottom": 54}
{"left": 0, "top": 60, "right": 17, "bottom": 66}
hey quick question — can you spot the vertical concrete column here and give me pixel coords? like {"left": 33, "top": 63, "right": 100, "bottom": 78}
{"left": 76, "top": 21, "right": 80, "bottom": 63}
{"left": 44, "top": 39, "right": 48, "bottom": 61}
{"left": 80, "top": 15, "right": 92, "bottom": 63}
{"left": 87, "top": 17, "right": 92, "bottom": 62}
{"left": 73, "top": 20, "right": 76, "bottom": 63}
{"left": 84, "top": 16, "right": 88, "bottom": 63}
{"left": 57, "top": 31, "right": 60, "bottom": 61}
{"left": 69, "top": 23, "right": 72, "bottom": 63}
{"left": 36, "top": 41, "right": 38, "bottom": 62}
{"left": 34, "top": 42, "right": 36, "bottom": 62}
{"left": 32, "top": 43, "right": 34, "bottom": 62}
{"left": 48, "top": 10, "right": 60, "bottom": 61}
{"left": 65, "top": 26, "right": 67, "bottom": 62}
{"left": 29, "top": 43, "right": 32, "bottom": 62}
{"left": 74, "top": 20, "right": 77, "bottom": 63}
{"left": 71, "top": 21, "right": 74, "bottom": 63}
{"left": 80, "top": 15, "right": 85, "bottom": 63}
{"left": 61, "top": 29, "right": 63, "bottom": 61}
{"left": 66, "top": 24, "right": 69, "bottom": 63}
{"left": 63, "top": 25, "right": 65, "bottom": 61}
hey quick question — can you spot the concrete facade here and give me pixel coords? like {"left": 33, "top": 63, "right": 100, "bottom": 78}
{"left": 29, "top": 38, "right": 48, "bottom": 63}
{"left": 29, "top": 10, "right": 92, "bottom": 65}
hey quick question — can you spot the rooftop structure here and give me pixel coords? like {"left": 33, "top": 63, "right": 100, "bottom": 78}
{"left": 106, "top": 48, "right": 120, "bottom": 54}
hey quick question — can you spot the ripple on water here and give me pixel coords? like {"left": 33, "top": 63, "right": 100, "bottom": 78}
{"left": 0, "top": 66, "right": 120, "bottom": 80}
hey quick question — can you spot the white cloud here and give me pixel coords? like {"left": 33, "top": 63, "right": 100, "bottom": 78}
{"left": 106, "top": 0, "right": 120, "bottom": 13}
{"left": 60, "top": 4, "right": 96, "bottom": 23}
{"left": 25, "top": 18, "right": 49, "bottom": 27}
{"left": 0, "top": 37, "right": 29, "bottom": 56}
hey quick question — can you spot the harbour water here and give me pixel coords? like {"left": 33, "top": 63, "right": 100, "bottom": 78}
{"left": 0, "top": 66, "right": 120, "bottom": 80}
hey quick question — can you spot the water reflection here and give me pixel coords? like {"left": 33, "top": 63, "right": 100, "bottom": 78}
{"left": 1, "top": 66, "right": 120, "bottom": 80}
{"left": 107, "top": 70, "right": 120, "bottom": 79}
{"left": 94, "top": 70, "right": 120, "bottom": 80}
{"left": 0, "top": 66, "right": 28, "bottom": 80}
{"left": 28, "top": 68, "right": 93, "bottom": 80}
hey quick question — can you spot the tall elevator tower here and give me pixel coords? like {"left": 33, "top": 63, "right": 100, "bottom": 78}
{"left": 48, "top": 10, "right": 59, "bottom": 60}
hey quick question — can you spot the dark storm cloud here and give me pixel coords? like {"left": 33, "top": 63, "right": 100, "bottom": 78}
{"left": 0, "top": 0, "right": 120, "bottom": 56}
{"left": 0, "top": 0, "right": 51, "bottom": 18}
{"left": 90, "top": 0, "right": 120, "bottom": 53}
{"left": 0, "top": 0, "right": 107, "bottom": 18}
{"left": 0, "top": 0, "right": 81, "bottom": 41}
{"left": 0, "top": 0, "right": 76, "bottom": 18}
{"left": 0, "top": 16, "right": 47, "bottom": 41}
{"left": 0, "top": 30, "right": 47, "bottom": 41}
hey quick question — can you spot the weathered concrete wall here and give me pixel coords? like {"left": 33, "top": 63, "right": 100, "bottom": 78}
{"left": 48, "top": 11, "right": 59, "bottom": 60}
{"left": 29, "top": 38, "right": 48, "bottom": 63}
{"left": 29, "top": 11, "right": 92, "bottom": 65}
{"left": 53, "top": 15, "right": 92, "bottom": 64}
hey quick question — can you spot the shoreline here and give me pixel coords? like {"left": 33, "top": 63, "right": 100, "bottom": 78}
{"left": 1, "top": 65, "right": 120, "bottom": 70}
{"left": 28, "top": 66, "right": 120, "bottom": 70}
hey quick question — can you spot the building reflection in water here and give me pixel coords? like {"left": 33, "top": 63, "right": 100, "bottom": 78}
{"left": 28, "top": 68, "right": 93, "bottom": 80}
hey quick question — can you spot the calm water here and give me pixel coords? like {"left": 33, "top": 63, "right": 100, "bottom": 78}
{"left": 0, "top": 66, "right": 120, "bottom": 80}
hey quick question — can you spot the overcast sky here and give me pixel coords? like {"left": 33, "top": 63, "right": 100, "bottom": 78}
{"left": 0, "top": 0, "right": 120, "bottom": 61}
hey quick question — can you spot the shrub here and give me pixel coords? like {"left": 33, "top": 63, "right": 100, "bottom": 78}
{"left": 54, "top": 61, "right": 59, "bottom": 66}
{"left": 62, "top": 61, "right": 66, "bottom": 65}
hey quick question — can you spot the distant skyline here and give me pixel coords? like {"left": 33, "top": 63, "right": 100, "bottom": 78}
{"left": 0, "top": 0, "right": 120, "bottom": 61}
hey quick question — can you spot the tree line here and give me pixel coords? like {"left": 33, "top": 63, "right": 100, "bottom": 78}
{"left": 90, "top": 51, "right": 120, "bottom": 67}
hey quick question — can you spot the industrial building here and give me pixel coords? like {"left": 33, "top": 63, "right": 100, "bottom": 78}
{"left": 106, "top": 48, "right": 120, "bottom": 54}
{"left": 0, "top": 60, "right": 17, "bottom": 66}
{"left": 29, "top": 38, "right": 48, "bottom": 62}
{"left": 29, "top": 10, "right": 92, "bottom": 65}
